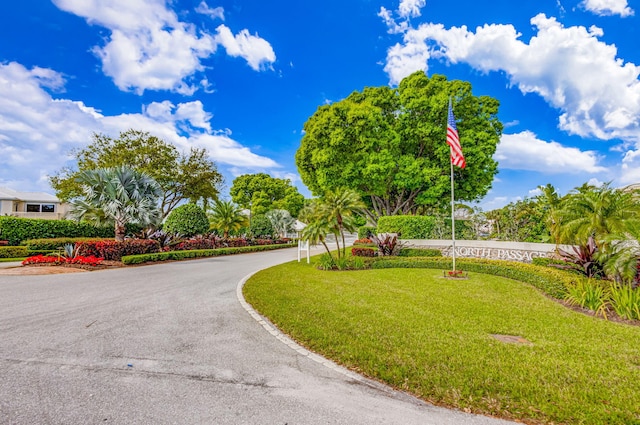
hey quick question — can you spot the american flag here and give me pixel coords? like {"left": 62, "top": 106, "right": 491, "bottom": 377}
{"left": 447, "top": 102, "right": 466, "bottom": 169}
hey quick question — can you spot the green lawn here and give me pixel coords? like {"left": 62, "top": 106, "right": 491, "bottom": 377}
{"left": 243, "top": 261, "right": 640, "bottom": 424}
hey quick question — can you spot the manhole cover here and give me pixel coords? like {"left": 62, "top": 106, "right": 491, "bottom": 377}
{"left": 490, "top": 334, "right": 533, "bottom": 345}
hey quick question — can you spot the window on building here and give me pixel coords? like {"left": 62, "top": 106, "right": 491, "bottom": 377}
{"left": 26, "top": 204, "right": 41, "bottom": 212}
{"left": 41, "top": 204, "right": 55, "bottom": 213}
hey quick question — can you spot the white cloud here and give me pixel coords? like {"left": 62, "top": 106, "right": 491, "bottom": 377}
{"left": 398, "top": 0, "right": 427, "bottom": 18}
{"left": 382, "top": 14, "right": 640, "bottom": 143}
{"left": 0, "top": 62, "right": 279, "bottom": 193}
{"left": 620, "top": 149, "right": 640, "bottom": 184}
{"left": 528, "top": 187, "right": 543, "bottom": 197}
{"left": 214, "top": 25, "right": 276, "bottom": 71}
{"left": 195, "top": 1, "right": 224, "bottom": 20}
{"left": 51, "top": 0, "right": 275, "bottom": 94}
{"left": 496, "top": 131, "right": 607, "bottom": 173}
{"left": 581, "top": 0, "right": 634, "bottom": 17}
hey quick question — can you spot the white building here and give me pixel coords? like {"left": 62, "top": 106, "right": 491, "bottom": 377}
{"left": 0, "top": 187, "right": 69, "bottom": 220}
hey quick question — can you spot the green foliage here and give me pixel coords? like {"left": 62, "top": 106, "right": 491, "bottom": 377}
{"left": 249, "top": 214, "right": 275, "bottom": 238}
{"left": 121, "top": 243, "right": 293, "bottom": 265}
{"left": 266, "top": 209, "right": 294, "bottom": 238}
{"left": 0, "top": 216, "right": 113, "bottom": 245}
{"left": 564, "top": 279, "right": 609, "bottom": 317}
{"left": 0, "top": 246, "right": 28, "bottom": 258}
{"left": 485, "top": 198, "right": 550, "bottom": 242}
{"left": 296, "top": 72, "right": 501, "bottom": 219}
{"left": 164, "top": 203, "right": 209, "bottom": 237}
{"left": 397, "top": 248, "right": 441, "bottom": 257}
{"left": 358, "top": 225, "right": 377, "bottom": 239}
{"left": 207, "top": 200, "right": 248, "bottom": 238}
{"left": 22, "top": 237, "right": 109, "bottom": 251}
{"left": 608, "top": 284, "right": 640, "bottom": 321}
{"left": 299, "top": 188, "right": 366, "bottom": 260}
{"left": 69, "top": 166, "right": 162, "bottom": 241}
{"left": 230, "top": 173, "right": 305, "bottom": 217}
{"left": 371, "top": 257, "right": 575, "bottom": 299}
{"left": 556, "top": 182, "right": 640, "bottom": 245}
{"left": 50, "top": 129, "right": 223, "bottom": 218}
{"left": 376, "top": 215, "right": 435, "bottom": 239}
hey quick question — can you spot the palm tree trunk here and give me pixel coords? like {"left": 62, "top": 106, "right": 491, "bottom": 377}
{"left": 115, "top": 222, "right": 126, "bottom": 242}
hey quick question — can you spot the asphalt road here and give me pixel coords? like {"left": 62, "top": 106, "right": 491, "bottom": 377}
{"left": 0, "top": 249, "right": 516, "bottom": 424}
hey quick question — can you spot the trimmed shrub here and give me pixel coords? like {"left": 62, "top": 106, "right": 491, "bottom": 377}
{"left": 376, "top": 215, "right": 435, "bottom": 239}
{"left": 351, "top": 247, "right": 376, "bottom": 257}
{"left": 22, "top": 237, "right": 109, "bottom": 251}
{"left": 164, "top": 204, "right": 209, "bottom": 237}
{"left": 371, "top": 256, "right": 577, "bottom": 299}
{"left": 0, "top": 217, "right": 113, "bottom": 246}
{"left": 172, "top": 236, "right": 217, "bottom": 251}
{"left": 249, "top": 214, "right": 274, "bottom": 238}
{"left": 398, "top": 248, "right": 441, "bottom": 257}
{"left": 76, "top": 239, "right": 160, "bottom": 261}
{"left": 0, "top": 246, "right": 28, "bottom": 258}
{"left": 122, "top": 243, "right": 293, "bottom": 265}
{"left": 358, "top": 226, "right": 376, "bottom": 239}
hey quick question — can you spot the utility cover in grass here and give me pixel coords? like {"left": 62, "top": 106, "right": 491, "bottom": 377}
{"left": 490, "top": 334, "right": 533, "bottom": 345}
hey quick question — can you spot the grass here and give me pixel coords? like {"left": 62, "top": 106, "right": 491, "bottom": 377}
{"left": 0, "top": 257, "right": 25, "bottom": 262}
{"left": 243, "top": 261, "right": 640, "bottom": 425}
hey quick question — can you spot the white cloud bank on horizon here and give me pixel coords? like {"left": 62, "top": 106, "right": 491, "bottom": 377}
{"left": 51, "top": 0, "right": 276, "bottom": 95}
{"left": 496, "top": 131, "right": 607, "bottom": 174}
{"left": 0, "top": 62, "right": 279, "bottom": 192}
{"left": 581, "top": 0, "right": 634, "bottom": 17}
{"left": 381, "top": 13, "right": 640, "bottom": 143}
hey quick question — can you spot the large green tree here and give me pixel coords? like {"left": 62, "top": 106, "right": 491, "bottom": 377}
{"left": 229, "top": 173, "right": 305, "bottom": 217}
{"left": 69, "top": 166, "right": 162, "bottom": 242}
{"left": 295, "top": 71, "right": 502, "bottom": 220}
{"left": 50, "top": 129, "right": 223, "bottom": 218}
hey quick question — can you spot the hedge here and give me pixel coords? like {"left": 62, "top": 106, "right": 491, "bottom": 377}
{"left": 0, "top": 217, "right": 114, "bottom": 246}
{"left": 371, "top": 256, "right": 579, "bottom": 299}
{"left": 22, "top": 237, "right": 110, "bottom": 251}
{"left": 0, "top": 246, "right": 28, "bottom": 258}
{"left": 164, "top": 204, "right": 209, "bottom": 237}
{"left": 376, "top": 215, "right": 435, "bottom": 239}
{"left": 76, "top": 239, "right": 161, "bottom": 261}
{"left": 122, "top": 243, "right": 295, "bottom": 265}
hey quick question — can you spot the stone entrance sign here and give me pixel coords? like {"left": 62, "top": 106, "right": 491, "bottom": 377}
{"left": 404, "top": 239, "right": 570, "bottom": 263}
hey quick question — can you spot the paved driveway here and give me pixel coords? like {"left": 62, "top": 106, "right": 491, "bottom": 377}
{"left": 0, "top": 249, "right": 515, "bottom": 424}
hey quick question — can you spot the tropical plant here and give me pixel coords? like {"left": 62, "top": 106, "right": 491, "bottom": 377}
{"left": 555, "top": 182, "right": 640, "bottom": 245}
{"left": 600, "top": 220, "right": 640, "bottom": 286}
{"left": 371, "top": 233, "right": 403, "bottom": 256}
{"left": 299, "top": 188, "right": 365, "bottom": 260}
{"left": 553, "top": 236, "right": 605, "bottom": 278}
{"left": 163, "top": 203, "right": 209, "bottom": 237}
{"left": 208, "top": 200, "right": 248, "bottom": 238}
{"left": 608, "top": 284, "right": 640, "bottom": 320}
{"left": 265, "top": 209, "right": 294, "bottom": 238}
{"left": 563, "top": 279, "right": 608, "bottom": 318}
{"left": 69, "top": 166, "right": 162, "bottom": 242}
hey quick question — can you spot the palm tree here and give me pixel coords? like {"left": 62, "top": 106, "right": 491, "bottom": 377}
{"left": 299, "top": 188, "right": 365, "bottom": 259}
{"left": 208, "top": 200, "right": 248, "bottom": 238}
{"left": 601, "top": 220, "right": 640, "bottom": 284}
{"left": 555, "top": 182, "right": 640, "bottom": 245}
{"left": 535, "top": 183, "right": 562, "bottom": 243}
{"left": 70, "top": 166, "right": 162, "bottom": 242}
{"left": 266, "top": 209, "right": 294, "bottom": 238}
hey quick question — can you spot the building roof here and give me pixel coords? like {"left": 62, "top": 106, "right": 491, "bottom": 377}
{"left": 0, "top": 187, "right": 60, "bottom": 203}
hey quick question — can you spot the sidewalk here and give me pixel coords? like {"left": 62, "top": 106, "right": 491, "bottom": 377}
{"left": 0, "top": 261, "right": 22, "bottom": 269}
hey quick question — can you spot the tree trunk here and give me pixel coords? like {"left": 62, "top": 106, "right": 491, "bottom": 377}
{"left": 115, "top": 222, "right": 126, "bottom": 242}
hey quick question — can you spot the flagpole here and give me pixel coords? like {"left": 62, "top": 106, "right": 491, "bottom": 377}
{"left": 450, "top": 144, "right": 457, "bottom": 272}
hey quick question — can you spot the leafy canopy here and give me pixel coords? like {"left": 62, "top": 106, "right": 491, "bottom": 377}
{"left": 295, "top": 71, "right": 502, "bottom": 220}
{"left": 50, "top": 129, "right": 223, "bottom": 218}
{"left": 163, "top": 203, "right": 209, "bottom": 237}
{"left": 229, "top": 173, "right": 305, "bottom": 217}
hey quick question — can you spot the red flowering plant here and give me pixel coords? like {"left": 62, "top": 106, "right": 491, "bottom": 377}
{"left": 22, "top": 254, "right": 103, "bottom": 267}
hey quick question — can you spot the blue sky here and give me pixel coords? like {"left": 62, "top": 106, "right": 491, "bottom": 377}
{"left": 1, "top": 0, "right": 639, "bottom": 211}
